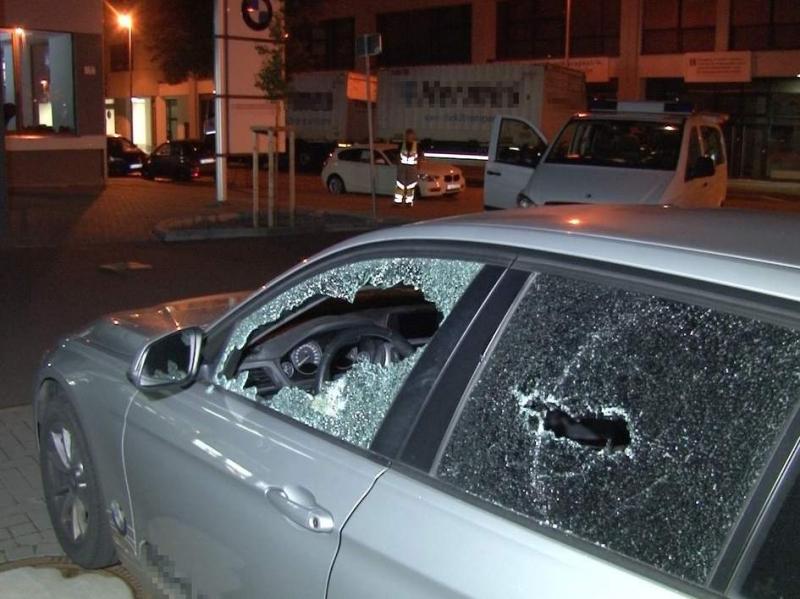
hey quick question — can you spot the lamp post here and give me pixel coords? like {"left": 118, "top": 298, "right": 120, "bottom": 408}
{"left": 118, "top": 13, "right": 133, "bottom": 140}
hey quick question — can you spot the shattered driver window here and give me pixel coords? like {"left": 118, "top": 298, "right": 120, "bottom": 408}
{"left": 215, "top": 257, "right": 482, "bottom": 449}
{"left": 437, "top": 273, "right": 800, "bottom": 584}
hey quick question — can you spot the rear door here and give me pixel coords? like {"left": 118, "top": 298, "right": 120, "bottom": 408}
{"left": 484, "top": 116, "right": 547, "bottom": 209}
{"left": 374, "top": 150, "right": 397, "bottom": 195}
{"left": 329, "top": 262, "right": 800, "bottom": 598}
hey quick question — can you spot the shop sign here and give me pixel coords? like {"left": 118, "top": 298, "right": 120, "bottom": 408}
{"left": 565, "top": 57, "right": 611, "bottom": 83}
{"left": 684, "top": 51, "right": 752, "bottom": 83}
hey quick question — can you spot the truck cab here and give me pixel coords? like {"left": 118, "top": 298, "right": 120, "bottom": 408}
{"left": 484, "top": 102, "right": 727, "bottom": 210}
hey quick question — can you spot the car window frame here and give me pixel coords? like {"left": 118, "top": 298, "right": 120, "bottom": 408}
{"left": 385, "top": 247, "right": 800, "bottom": 598}
{"left": 201, "top": 240, "right": 517, "bottom": 463}
{"left": 723, "top": 406, "right": 800, "bottom": 596}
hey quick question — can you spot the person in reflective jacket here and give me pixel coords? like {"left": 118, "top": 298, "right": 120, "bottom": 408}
{"left": 395, "top": 128, "right": 419, "bottom": 206}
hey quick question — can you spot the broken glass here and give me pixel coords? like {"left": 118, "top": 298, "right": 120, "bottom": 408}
{"left": 215, "top": 257, "right": 481, "bottom": 447}
{"left": 266, "top": 351, "right": 422, "bottom": 448}
{"left": 438, "top": 273, "right": 800, "bottom": 584}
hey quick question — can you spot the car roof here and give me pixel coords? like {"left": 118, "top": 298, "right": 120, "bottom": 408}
{"left": 322, "top": 205, "right": 800, "bottom": 303}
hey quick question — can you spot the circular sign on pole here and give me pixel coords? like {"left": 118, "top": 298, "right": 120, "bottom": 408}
{"left": 241, "top": 0, "right": 273, "bottom": 31}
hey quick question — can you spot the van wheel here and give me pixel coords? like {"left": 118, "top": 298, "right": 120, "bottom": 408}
{"left": 327, "top": 175, "right": 345, "bottom": 194}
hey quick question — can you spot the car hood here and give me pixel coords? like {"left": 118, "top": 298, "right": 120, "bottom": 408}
{"left": 417, "top": 161, "right": 462, "bottom": 176}
{"left": 526, "top": 164, "right": 674, "bottom": 205}
{"left": 76, "top": 290, "right": 251, "bottom": 358}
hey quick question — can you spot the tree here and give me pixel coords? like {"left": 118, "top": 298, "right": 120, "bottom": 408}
{"left": 138, "top": 0, "right": 214, "bottom": 84}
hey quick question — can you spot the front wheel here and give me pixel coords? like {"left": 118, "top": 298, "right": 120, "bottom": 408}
{"left": 327, "top": 175, "right": 345, "bottom": 194}
{"left": 39, "top": 393, "right": 118, "bottom": 569}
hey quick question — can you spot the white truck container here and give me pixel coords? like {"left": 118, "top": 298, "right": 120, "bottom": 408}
{"left": 376, "top": 62, "right": 585, "bottom": 162}
{"left": 287, "top": 70, "right": 376, "bottom": 169}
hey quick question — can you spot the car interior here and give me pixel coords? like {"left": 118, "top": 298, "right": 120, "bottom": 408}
{"left": 231, "top": 286, "right": 442, "bottom": 400}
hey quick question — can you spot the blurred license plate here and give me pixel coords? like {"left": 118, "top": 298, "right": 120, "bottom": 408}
{"left": 446, "top": 183, "right": 460, "bottom": 190}
{"left": 200, "top": 158, "right": 215, "bottom": 165}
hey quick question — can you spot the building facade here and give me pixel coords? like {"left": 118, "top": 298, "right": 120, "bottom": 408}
{"left": 292, "top": 0, "right": 800, "bottom": 181}
{"left": 103, "top": 3, "right": 213, "bottom": 155}
{"left": 1, "top": 0, "right": 106, "bottom": 191}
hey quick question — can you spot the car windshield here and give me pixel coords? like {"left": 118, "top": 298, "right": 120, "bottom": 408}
{"left": 546, "top": 118, "right": 685, "bottom": 171}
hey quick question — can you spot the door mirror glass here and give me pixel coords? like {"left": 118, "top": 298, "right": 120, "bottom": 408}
{"left": 690, "top": 155, "right": 716, "bottom": 179}
{"left": 129, "top": 327, "right": 204, "bottom": 390}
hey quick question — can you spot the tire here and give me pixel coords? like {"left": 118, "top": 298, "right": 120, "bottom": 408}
{"left": 39, "top": 392, "right": 118, "bottom": 569}
{"left": 327, "top": 174, "right": 345, "bottom": 194}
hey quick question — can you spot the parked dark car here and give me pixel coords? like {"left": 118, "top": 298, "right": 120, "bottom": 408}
{"left": 142, "top": 139, "right": 215, "bottom": 181}
{"left": 107, "top": 135, "right": 147, "bottom": 176}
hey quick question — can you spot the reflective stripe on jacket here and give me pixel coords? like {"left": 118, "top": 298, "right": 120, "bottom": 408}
{"left": 400, "top": 141, "right": 418, "bottom": 165}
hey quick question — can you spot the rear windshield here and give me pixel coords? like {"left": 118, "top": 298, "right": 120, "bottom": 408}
{"left": 546, "top": 118, "right": 684, "bottom": 171}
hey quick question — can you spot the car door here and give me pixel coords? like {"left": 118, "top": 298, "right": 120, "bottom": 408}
{"left": 150, "top": 143, "right": 171, "bottom": 176}
{"left": 700, "top": 125, "right": 728, "bottom": 207}
{"left": 328, "top": 262, "right": 800, "bottom": 598}
{"left": 681, "top": 125, "right": 713, "bottom": 207}
{"left": 374, "top": 150, "right": 397, "bottom": 195}
{"left": 122, "top": 249, "right": 498, "bottom": 598}
{"left": 484, "top": 116, "right": 547, "bottom": 209}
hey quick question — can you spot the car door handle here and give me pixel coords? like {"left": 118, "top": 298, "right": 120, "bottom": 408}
{"left": 486, "top": 170, "right": 502, "bottom": 176}
{"left": 266, "top": 485, "right": 334, "bottom": 533}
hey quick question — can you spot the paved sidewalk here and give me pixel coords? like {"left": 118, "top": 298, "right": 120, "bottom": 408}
{"left": 0, "top": 406, "right": 63, "bottom": 565}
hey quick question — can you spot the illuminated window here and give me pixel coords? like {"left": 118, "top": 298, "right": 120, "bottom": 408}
{"left": 1, "top": 29, "right": 76, "bottom": 133}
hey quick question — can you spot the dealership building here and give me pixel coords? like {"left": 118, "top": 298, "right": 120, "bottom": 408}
{"left": 1, "top": 0, "right": 105, "bottom": 190}
{"left": 293, "top": 0, "right": 800, "bottom": 181}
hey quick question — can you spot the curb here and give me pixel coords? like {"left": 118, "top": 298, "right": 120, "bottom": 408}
{"left": 0, "top": 556, "right": 145, "bottom": 597}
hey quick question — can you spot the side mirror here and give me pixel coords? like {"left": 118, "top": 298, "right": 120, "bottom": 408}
{"left": 689, "top": 155, "right": 715, "bottom": 179}
{"left": 128, "top": 327, "right": 204, "bottom": 390}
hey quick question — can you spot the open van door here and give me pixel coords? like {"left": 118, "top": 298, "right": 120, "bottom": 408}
{"left": 484, "top": 116, "right": 547, "bottom": 210}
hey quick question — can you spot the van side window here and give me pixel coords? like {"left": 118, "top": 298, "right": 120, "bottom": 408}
{"left": 701, "top": 126, "right": 726, "bottom": 166}
{"left": 495, "top": 118, "right": 546, "bottom": 168}
{"left": 686, "top": 127, "right": 701, "bottom": 178}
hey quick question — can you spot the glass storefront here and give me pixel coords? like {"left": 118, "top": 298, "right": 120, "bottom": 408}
{"left": 1, "top": 29, "right": 76, "bottom": 134}
{"left": 647, "top": 77, "right": 800, "bottom": 181}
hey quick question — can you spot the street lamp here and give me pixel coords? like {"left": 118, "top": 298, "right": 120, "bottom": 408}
{"left": 118, "top": 13, "right": 133, "bottom": 140}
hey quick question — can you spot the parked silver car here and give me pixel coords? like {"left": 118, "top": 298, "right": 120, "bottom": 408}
{"left": 35, "top": 206, "right": 800, "bottom": 598}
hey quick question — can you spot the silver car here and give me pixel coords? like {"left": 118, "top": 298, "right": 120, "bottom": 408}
{"left": 35, "top": 206, "right": 800, "bottom": 598}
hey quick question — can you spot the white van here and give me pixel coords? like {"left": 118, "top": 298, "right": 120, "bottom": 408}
{"left": 484, "top": 102, "right": 727, "bottom": 210}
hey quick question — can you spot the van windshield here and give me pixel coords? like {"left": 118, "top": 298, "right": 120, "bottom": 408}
{"left": 546, "top": 118, "right": 685, "bottom": 171}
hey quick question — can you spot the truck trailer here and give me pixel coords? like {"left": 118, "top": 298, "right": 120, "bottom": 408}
{"left": 376, "top": 62, "right": 586, "bottom": 164}
{"left": 286, "top": 70, "right": 376, "bottom": 170}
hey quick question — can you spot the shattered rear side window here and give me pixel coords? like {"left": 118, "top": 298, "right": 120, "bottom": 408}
{"left": 438, "top": 273, "right": 800, "bottom": 584}
{"left": 215, "top": 257, "right": 481, "bottom": 448}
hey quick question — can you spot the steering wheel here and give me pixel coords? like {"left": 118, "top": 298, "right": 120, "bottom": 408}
{"left": 314, "top": 325, "right": 414, "bottom": 394}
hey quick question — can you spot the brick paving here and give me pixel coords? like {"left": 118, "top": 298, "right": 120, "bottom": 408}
{"left": 0, "top": 406, "right": 63, "bottom": 565}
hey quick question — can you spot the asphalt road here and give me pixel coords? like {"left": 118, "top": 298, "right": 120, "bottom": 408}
{"left": 0, "top": 234, "right": 352, "bottom": 409}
